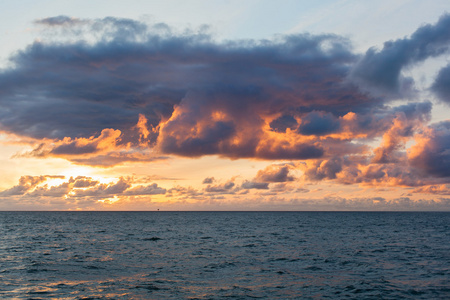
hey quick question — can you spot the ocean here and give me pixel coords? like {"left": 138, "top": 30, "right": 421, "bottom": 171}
{"left": 0, "top": 211, "right": 449, "bottom": 299}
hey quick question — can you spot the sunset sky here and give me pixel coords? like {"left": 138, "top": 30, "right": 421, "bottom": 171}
{"left": 1, "top": 0, "right": 449, "bottom": 210}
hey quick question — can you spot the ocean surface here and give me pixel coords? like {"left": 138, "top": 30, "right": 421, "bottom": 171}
{"left": 0, "top": 212, "right": 449, "bottom": 299}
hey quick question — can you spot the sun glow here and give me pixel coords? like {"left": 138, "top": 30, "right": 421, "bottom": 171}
{"left": 44, "top": 165, "right": 115, "bottom": 187}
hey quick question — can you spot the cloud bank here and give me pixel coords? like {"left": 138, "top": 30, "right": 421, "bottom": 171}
{"left": 0, "top": 14, "right": 449, "bottom": 200}
{"left": 1, "top": 174, "right": 448, "bottom": 211}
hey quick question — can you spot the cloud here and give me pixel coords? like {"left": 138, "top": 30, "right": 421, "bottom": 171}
{"left": 296, "top": 100, "right": 447, "bottom": 188}
{"left": 350, "top": 13, "right": 450, "bottom": 97}
{"left": 269, "top": 115, "right": 298, "bottom": 133}
{"left": 1, "top": 173, "right": 449, "bottom": 210}
{"left": 301, "top": 148, "right": 449, "bottom": 188}
{"left": 50, "top": 128, "right": 121, "bottom": 155}
{"left": 27, "top": 182, "right": 71, "bottom": 198}
{"left": 408, "top": 121, "right": 450, "bottom": 177}
{"left": 255, "top": 164, "right": 295, "bottom": 182}
{"left": 35, "top": 15, "right": 86, "bottom": 27}
{"left": 238, "top": 164, "right": 298, "bottom": 191}
{"left": 372, "top": 101, "right": 432, "bottom": 164}
{"left": 137, "top": 175, "right": 182, "bottom": 182}
{"left": 292, "top": 196, "right": 450, "bottom": 211}
{"left": 0, "top": 175, "right": 167, "bottom": 203}
{"left": 70, "top": 176, "right": 99, "bottom": 188}
{"left": 431, "top": 63, "right": 450, "bottom": 105}
{"left": 204, "top": 181, "right": 236, "bottom": 194}
{"left": 0, "top": 16, "right": 376, "bottom": 163}
{"left": 298, "top": 111, "right": 340, "bottom": 136}
{"left": 0, "top": 14, "right": 449, "bottom": 198}
{"left": 202, "top": 177, "right": 215, "bottom": 184}
{"left": 303, "top": 157, "right": 343, "bottom": 181}
{"left": 3, "top": 15, "right": 445, "bottom": 165}
{"left": 241, "top": 180, "right": 269, "bottom": 190}
{"left": 123, "top": 183, "right": 166, "bottom": 195}
{"left": 67, "top": 151, "right": 167, "bottom": 167}
{"left": 13, "top": 116, "right": 167, "bottom": 167}
{"left": 0, "top": 175, "right": 64, "bottom": 196}
{"left": 413, "top": 185, "right": 450, "bottom": 195}
{"left": 72, "top": 177, "right": 131, "bottom": 197}
{"left": 166, "top": 186, "right": 203, "bottom": 200}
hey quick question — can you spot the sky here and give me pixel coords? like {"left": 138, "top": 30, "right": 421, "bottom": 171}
{"left": 0, "top": 0, "right": 450, "bottom": 211}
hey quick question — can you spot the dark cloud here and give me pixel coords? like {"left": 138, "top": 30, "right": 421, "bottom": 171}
{"left": 241, "top": 181, "right": 269, "bottom": 190}
{"left": 73, "top": 177, "right": 131, "bottom": 197}
{"left": 409, "top": 121, "right": 450, "bottom": 178}
{"left": 304, "top": 157, "right": 343, "bottom": 181}
{"left": 0, "top": 16, "right": 373, "bottom": 163}
{"left": 70, "top": 176, "right": 99, "bottom": 188}
{"left": 300, "top": 154, "right": 411, "bottom": 186}
{"left": 350, "top": 13, "right": 450, "bottom": 97}
{"left": 298, "top": 111, "right": 340, "bottom": 136}
{"left": 269, "top": 115, "right": 298, "bottom": 133}
{"left": 35, "top": 15, "right": 86, "bottom": 27}
{"left": 205, "top": 181, "right": 235, "bottom": 193}
{"left": 28, "top": 182, "right": 71, "bottom": 198}
{"left": 159, "top": 118, "right": 236, "bottom": 157}
{"left": 237, "top": 164, "right": 296, "bottom": 191}
{"left": 0, "top": 14, "right": 448, "bottom": 169}
{"left": 166, "top": 186, "right": 203, "bottom": 199}
{"left": 202, "top": 177, "right": 215, "bottom": 184}
{"left": 431, "top": 63, "right": 450, "bottom": 104}
{"left": 124, "top": 183, "right": 166, "bottom": 195}
{"left": 255, "top": 164, "right": 295, "bottom": 182}
{"left": 0, "top": 175, "right": 64, "bottom": 196}
{"left": 255, "top": 142, "right": 324, "bottom": 160}
{"left": 393, "top": 101, "right": 432, "bottom": 122}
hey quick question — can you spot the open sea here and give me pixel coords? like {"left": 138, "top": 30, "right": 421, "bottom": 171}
{"left": 0, "top": 211, "right": 449, "bottom": 299}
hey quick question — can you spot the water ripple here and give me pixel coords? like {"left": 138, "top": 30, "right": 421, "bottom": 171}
{"left": 0, "top": 211, "right": 449, "bottom": 299}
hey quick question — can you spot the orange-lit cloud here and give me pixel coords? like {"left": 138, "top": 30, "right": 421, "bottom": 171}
{"left": 11, "top": 115, "right": 167, "bottom": 167}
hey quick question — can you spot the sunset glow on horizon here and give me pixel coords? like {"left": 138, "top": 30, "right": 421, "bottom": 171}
{"left": 1, "top": 0, "right": 449, "bottom": 210}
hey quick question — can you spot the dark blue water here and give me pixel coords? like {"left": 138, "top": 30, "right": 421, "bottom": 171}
{"left": 0, "top": 212, "right": 449, "bottom": 299}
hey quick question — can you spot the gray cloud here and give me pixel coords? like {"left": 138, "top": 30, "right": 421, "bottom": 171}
{"left": 202, "top": 177, "right": 215, "bottom": 184}
{"left": 304, "top": 157, "right": 343, "bottom": 181}
{"left": 298, "top": 111, "right": 341, "bottom": 136}
{"left": 350, "top": 13, "right": 450, "bottom": 97}
{"left": 431, "top": 63, "right": 450, "bottom": 105}
{"left": 0, "top": 16, "right": 371, "bottom": 162}
{"left": 255, "top": 164, "right": 295, "bottom": 183}
{"left": 35, "top": 15, "right": 86, "bottom": 27}
{"left": 70, "top": 176, "right": 99, "bottom": 188}
{"left": 241, "top": 181, "right": 269, "bottom": 190}
{"left": 269, "top": 115, "right": 298, "bottom": 133}
{"left": 409, "top": 121, "right": 450, "bottom": 178}
{"left": 205, "top": 181, "right": 235, "bottom": 193}
{"left": 0, "top": 175, "right": 64, "bottom": 196}
{"left": 123, "top": 183, "right": 166, "bottom": 195}
{"left": 0, "top": 14, "right": 448, "bottom": 178}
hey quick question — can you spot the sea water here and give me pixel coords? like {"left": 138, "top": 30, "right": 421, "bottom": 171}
{"left": 0, "top": 211, "right": 449, "bottom": 299}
